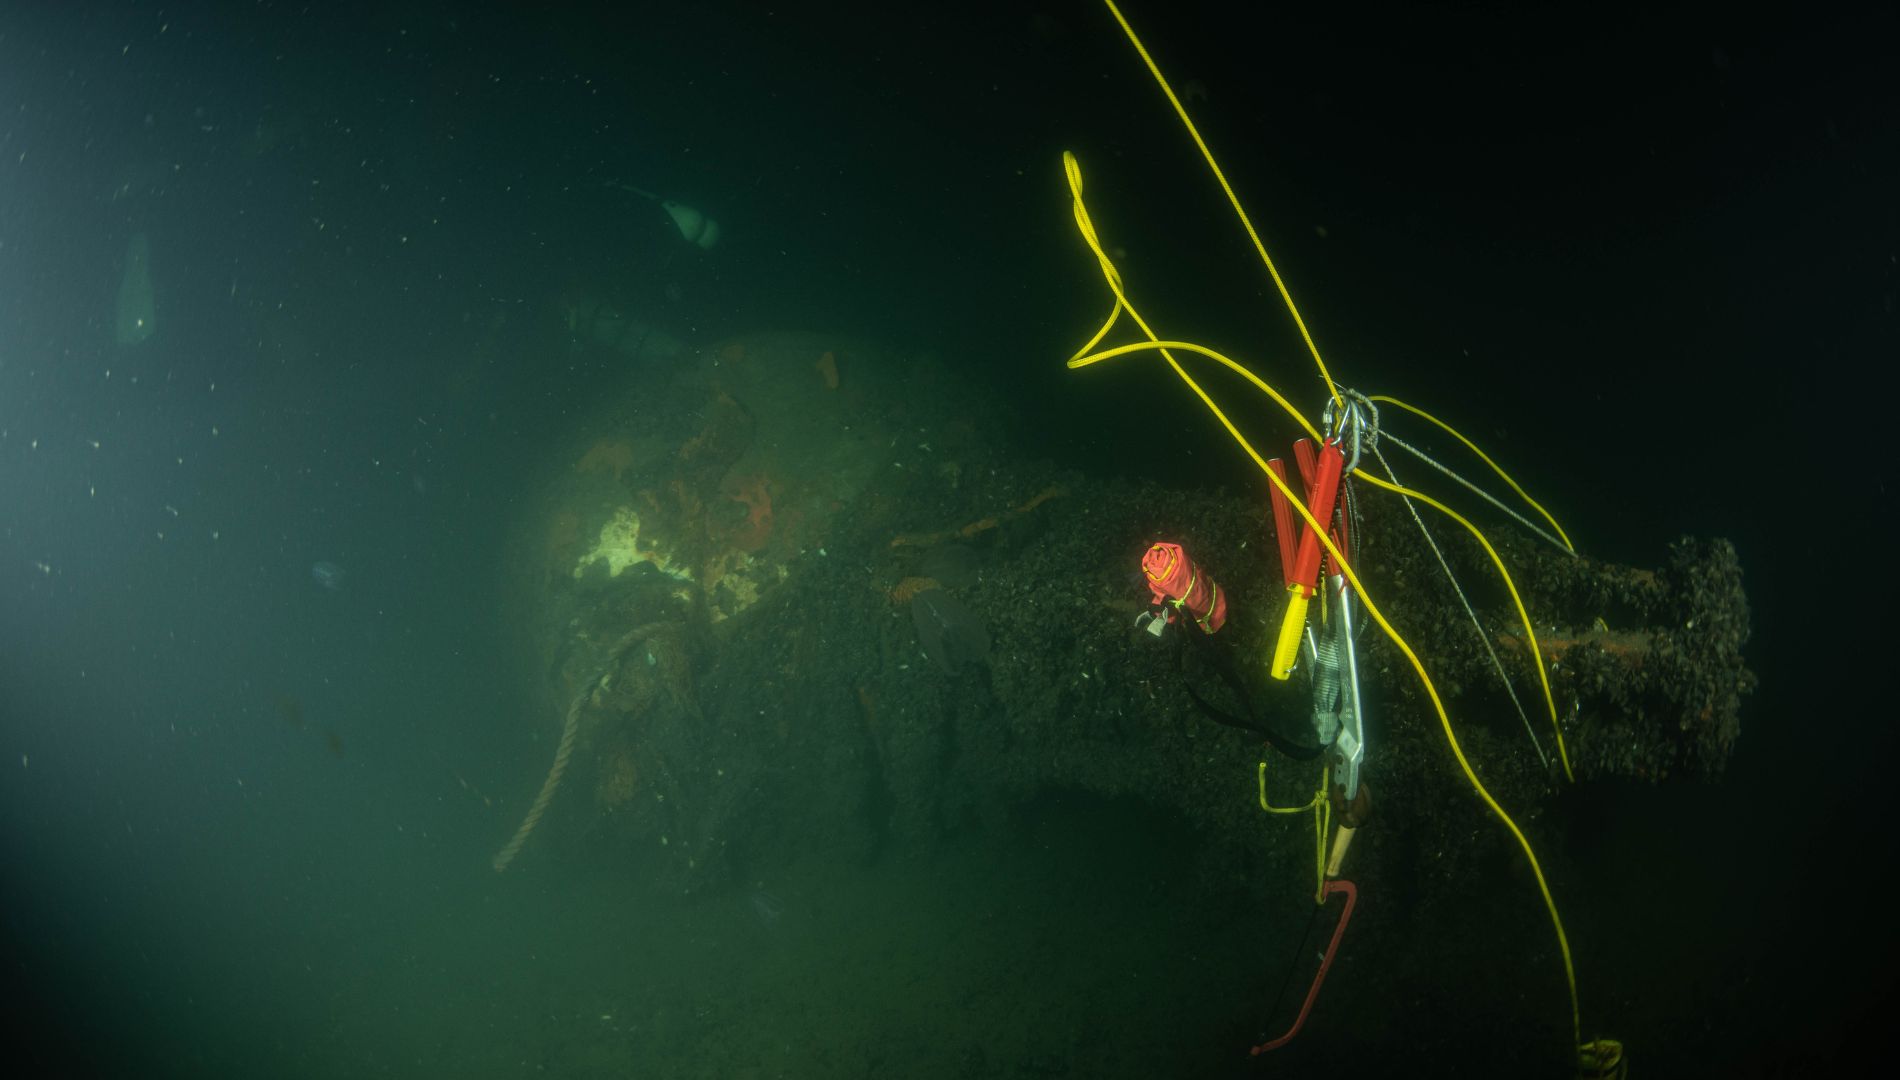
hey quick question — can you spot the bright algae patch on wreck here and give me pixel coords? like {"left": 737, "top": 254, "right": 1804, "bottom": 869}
{"left": 910, "top": 588, "right": 990, "bottom": 674}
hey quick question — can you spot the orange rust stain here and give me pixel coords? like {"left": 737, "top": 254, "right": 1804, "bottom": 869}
{"left": 1500, "top": 630, "right": 1651, "bottom": 667}
{"left": 958, "top": 517, "right": 1000, "bottom": 538}
{"left": 890, "top": 484, "right": 1066, "bottom": 548}
{"left": 664, "top": 477, "right": 703, "bottom": 522}
{"left": 888, "top": 576, "right": 941, "bottom": 605}
{"left": 726, "top": 474, "right": 774, "bottom": 551}
{"left": 815, "top": 350, "right": 840, "bottom": 390}
{"left": 1013, "top": 485, "right": 1065, "bottom": 513}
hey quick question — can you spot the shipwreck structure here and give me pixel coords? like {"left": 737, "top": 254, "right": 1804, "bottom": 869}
{"left": 489, "top": 331, "right": 1754, "bottom": 904}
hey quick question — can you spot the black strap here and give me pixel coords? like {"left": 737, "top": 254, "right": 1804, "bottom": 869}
{"left": 1171, "top": 621, "right": 1327, "bottom": 761}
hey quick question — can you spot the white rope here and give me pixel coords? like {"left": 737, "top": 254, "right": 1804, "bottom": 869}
{"left": 1370, "top": 442, "right": 1550, "bottom": 771}
{"left": 1375, "top": 428, "right": 1574, "bottom": 557}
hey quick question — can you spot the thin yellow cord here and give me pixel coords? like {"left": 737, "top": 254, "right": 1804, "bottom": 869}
{"left": 1100, "top": 0, "right": 1342, "bottom": 414}
{"left": 1258, "top": 761, "right": 1330, "bottom": 902}
{"left": 1369, "top": 395, "right": 1575, "bottom": 553}
{"left": 1257, "top": 760, "right": 1325, "bottom": 815}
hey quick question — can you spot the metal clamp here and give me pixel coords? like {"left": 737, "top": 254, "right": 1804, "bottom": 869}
{"left": 1321, "top": 572, "right": 1366, "bottom": 801}
{"left": 1320, "top": 390, "right": 1380, "bottom": 476}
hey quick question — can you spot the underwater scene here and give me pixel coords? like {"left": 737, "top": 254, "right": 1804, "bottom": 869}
{"left": 1, "top": 2, "right": 1893, "bottom": 1077}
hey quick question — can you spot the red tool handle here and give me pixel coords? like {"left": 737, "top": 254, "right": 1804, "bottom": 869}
{"left": 1250, "top": 879, "right": 1358, "bottom": 1055}
{"left": 1268, "top": 439, "right": 1345, "bottom": 592}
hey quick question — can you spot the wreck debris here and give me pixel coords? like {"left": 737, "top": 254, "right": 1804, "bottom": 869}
{"left": 493, "top": 621, "right": 693, "bottom": 872}
{"left": 1357, "top": 497, "right": 1755, "bottom": 783}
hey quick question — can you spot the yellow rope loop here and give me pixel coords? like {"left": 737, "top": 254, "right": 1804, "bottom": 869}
{"left": 1256, "top": 759, "right": 1325, "bottom": 814}
{"left": 1258, "top": 760, "right": 1331, "bottom": 902}
{"left": 1063, "top": 152, "right": 1324, "bottom": 447}
{"left": 1100, "top": 0, "right": 1342, "bottom": 413}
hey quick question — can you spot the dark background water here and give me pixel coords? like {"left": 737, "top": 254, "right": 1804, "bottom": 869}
{"left": 2, "top": 1, "right": 1893, "bottom": 1075}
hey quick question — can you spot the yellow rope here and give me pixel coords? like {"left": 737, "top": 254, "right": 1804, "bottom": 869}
{"left": 1069, "top": 337, "right": 1322, "bottom": 445}
{"left": 1368, "top": 394, "right": 1575, "bottom": 553}
{"left": 1100, "top": 0, "right": 1342, "bottom": 413}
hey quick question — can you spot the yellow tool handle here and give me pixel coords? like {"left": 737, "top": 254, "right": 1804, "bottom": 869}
{"left": 1326, "top": 824, "right": 1356, "bottom": 879}
{"left": 1270, "top": 586, "right": 1311, "bottom": 680}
